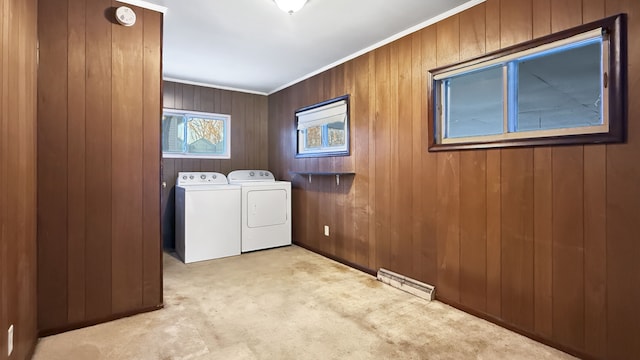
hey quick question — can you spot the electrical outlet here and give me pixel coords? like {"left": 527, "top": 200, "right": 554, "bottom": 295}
{"left": 324, "top": 225, "right": 329, "bottom": 237}
{"left": 7, "top": 324, "right": 13, "bottom": 356}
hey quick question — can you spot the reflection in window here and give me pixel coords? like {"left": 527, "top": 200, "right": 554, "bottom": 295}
{"left": 517, "top": 41, "right": 602, "bottom": 131}
{"left": 162, "top": 110, "right": 231, "bottom": 159}
{"left": 327, "top": 122, "right": 346, "bottom": 147}
{"left": 446, "top": 66, "right": 504, "bottom": 138}
{"left": 305, "top": 126, "right": 322, "bottom": 149}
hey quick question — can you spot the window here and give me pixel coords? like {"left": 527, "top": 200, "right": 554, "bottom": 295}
{"left": 429, "top": 14, "right": 626, "bottom": 151}
{"left": 162, "top": 109, "right": 231, "bottom": 158}
{"left": 296, "top": 95, "right": 350, "bottom": 157}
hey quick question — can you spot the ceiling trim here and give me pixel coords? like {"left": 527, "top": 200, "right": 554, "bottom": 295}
{"left": 268, "top": 0, "right": 486, "bottom": 94}
{"left": 116, "top": 0, "right": 168, "bottom": 13}
{"left": 163, "top": 77, "right": 269, "bottom": 96}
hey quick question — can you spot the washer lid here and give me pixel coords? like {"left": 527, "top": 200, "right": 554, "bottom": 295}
{"left": 228, "top": 170, "right": 275, "bottom": 183}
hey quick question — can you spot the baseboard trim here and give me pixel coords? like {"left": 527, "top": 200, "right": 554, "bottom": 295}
{"left": 435, "top": 296, "right": 597, "bottom": 360}
{"left": 292, "top": 241, "right": 377, "bottom": 277}
{"left": 38, "top": 303, "right": 164, "bottom": 337}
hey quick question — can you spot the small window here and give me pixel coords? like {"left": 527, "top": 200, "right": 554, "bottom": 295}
{"left": 162, "top": 109, "right": 231, "bottom": 158}
{"left": 429, "top": 14, "right": 626, "bottom": 151}
{"left": 296, "top": 95, "right": 350, "bottom": 157}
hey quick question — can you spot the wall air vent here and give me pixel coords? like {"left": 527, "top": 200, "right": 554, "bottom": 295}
{"left": 377, "top": 268, "right": 436, "bottom": 301}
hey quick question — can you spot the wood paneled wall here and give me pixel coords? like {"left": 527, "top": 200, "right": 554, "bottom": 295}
{"left": 37, "top": 0, "right": 163, "bottom": 335}
{"left": 161, "top": 81, "right": 268, "bottom": 249}
{"left": 268, "top": 0, "right": 640, "bottom": 359}
{"left": 0, "top": 0, "right": 38, "bottom": 358}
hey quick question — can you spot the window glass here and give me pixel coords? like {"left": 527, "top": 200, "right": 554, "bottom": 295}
{"left": 305, "top": 126, "right": 322, "bottom": 149}
{"left": 187, "top": 117, "right": 226, "bottom": 154}
{"left": 446, "top": 66, "right": 504, "bottom": 138}
{"left": 516, "top": 39, "right": 602, "bottom": 132}
{"left": 162, "top": 114, "right": 185, "bottom": 153}
{"left": 327, "top": 121, "right": 346, "bottom": 147}
{"left": 162, "top": 110, "right": 231, "bottom": 158}
{"left": 428, "top": 14, "right": 626, "bottom": 151}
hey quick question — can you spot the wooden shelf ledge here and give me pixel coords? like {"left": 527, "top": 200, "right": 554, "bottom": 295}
{"left": 289, "top": 171, "right": 355, "bottom": 185}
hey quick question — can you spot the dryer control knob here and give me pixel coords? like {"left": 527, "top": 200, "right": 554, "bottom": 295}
{"left": 182, "top": 176, "right": 187, "bottom": 180}
{"left": 213, "top": 174, "right": 217, "bottom": 179}
{"left": 200, "top": 174, "right": 206, "bottom": 179}
{"left": 250, "top": 171, "right": 255, "bottom": 176}
{"left": 189, "top": 175, "right": 194, "bottom": 179}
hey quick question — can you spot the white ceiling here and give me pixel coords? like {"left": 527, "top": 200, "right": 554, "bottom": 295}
{"left": 128, "top": 0, "right": 483, "bottom": 95}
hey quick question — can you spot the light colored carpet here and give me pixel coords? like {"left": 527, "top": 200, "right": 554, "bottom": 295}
{"left": 33, "top": 245, "right": 575, "bottom": 360}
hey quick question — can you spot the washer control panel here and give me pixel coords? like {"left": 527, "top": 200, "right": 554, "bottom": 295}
{"left": 176, "top": 172, "right": 228, "bottom": 185}
{"left": 228, "top": 170, "right": 276, "bottom": 183}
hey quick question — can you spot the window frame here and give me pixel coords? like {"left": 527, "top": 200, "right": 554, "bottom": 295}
{"left": 428, "top": 13, "right": 626, "bottom": 151}
{"left": 295, "top": 94, "right": 351, "bottom": 158}
{"left": 162, "top": 109, "right": 231, "bottom": 159}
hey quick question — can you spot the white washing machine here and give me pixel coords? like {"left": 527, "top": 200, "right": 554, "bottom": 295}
{"left": 175, "top": 172, "right": 241, "bottom": 263}
{"left": 227, "top": 170, "right": 291, "bottom": 252}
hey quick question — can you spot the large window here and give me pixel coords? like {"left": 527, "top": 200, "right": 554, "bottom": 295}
{"left": 429, "top": 14, "right": 626, "bottom": 151}
{"left": 296, "top": 95, "right": 350, "bottom": 157}
{"left": 162, "top": 110, "right": 231, "bottom": 158}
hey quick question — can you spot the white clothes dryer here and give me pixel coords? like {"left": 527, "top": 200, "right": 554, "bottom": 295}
{"left": 175, "top": 172, "right": 241, "bottom": 263}
{"left": 227, "top": 170, "right": 291, "bottom": 252}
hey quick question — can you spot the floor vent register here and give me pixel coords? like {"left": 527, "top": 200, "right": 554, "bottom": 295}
{"left": 377, "top": 268, "right": 436, "bottom": 301}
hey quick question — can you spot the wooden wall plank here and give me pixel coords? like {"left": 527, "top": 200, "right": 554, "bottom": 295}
{"left": 485, "top": 149, "right": 502, "bottom": 318}
{"left": 485, "top": 0, "right": 501, "bottom": 52}
{"left": 583, "top": 144, "right": 607, "bottom": 357}
{"left": 533, "top": 148, "right": 553, "bottom": 337}
{"left": 552, "top": 0, "right": 583, "bottom": 31}
{"left": 500, "top": 149, "right": 535, "bottom": 331}
{"left": 420, "top": 26, "right": 438, "bottom": 286}
{"left": 37, "top": 0, "right": 69, "bottom": 331}
{"left": 1, "top": 0, "right": 38, "bottom": 357}
{"left": 0, "top": 0, "right": 5, "bottom": 355}
{"left": 605, "top": 0, "right": 640, "bottom": 359}
{"left": 394, "top": 36, "right": 413, "bottom": 275}
{"left": 551, "top": 147, "right": 585, "bottom": 350}
{"left": 367, "top": 52, "right": 378, "bottom": 271}
{"left": 111, "top": 3, "right": 144, "bottom": 313}
{"left": 353, "top": 54, "right": 370, "bottom": 267}
{"left": 582, "top": 1, "right": 607, "bottom": 357}
{"left": 435, "top": 15, "right": 461, "bottom": 303}
{"left": 142, "top": 8, "right": 162, "bottom": 308}
{"left": 341, "top": 61, "right": 356, "bottom": 263}
{"left": 66, "top": 0, "right": 87, "bottom": 324}
{"left": 500, "top": 0, "right": 532, "bottom": 46}
{"left": 410, "top": 31, "right": 424, "bottom": 280}
{"left": 533, "top": 0, "right": 551, "bottom": 37}
{"left": 84, "top": 0, "right": 113, "bottom": 321}
{"left": 374, "top": 45, "right": 391, "bottom": 270}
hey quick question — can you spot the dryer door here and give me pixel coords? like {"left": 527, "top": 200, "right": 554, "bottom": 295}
{"left": 247, "top": 189, "right": 287, "bottom": 228}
